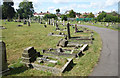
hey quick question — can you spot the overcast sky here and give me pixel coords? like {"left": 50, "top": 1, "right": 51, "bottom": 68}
{"left": 8, "top": 0, "right": 120, "bottom": 14}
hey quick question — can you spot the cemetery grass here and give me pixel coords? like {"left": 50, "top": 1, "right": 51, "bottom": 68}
{"left": 71, "top": 21, "right": 120, "bottom": 31}
{"left": 2, "top": 21, "right": 102, "bottom": 76}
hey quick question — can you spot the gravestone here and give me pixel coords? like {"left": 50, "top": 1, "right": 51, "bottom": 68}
{"left": 0, "top": 41, "right": 9, "bottom": 76}
{"left": 18, "top": 14, "right": 20, "bottom": 22}
{"left": 29, "top": 15, "right": 31, "bottom": 23}
{"left": 57, "top": 48, "right": 63, "bottom": 53}
{"left": 46, "top": 22, "right": 47, "bottom": 25}
{"left": 23, "top": 19, "right": 27, "bottom": 24}
{"left": 106, "top": 23, "right": 109, "bottom": 27}
{"left": 67, "top": 23, "right": 71, "bottom": 39}
{"left": 50, "top": 19, "right": 52, "bottom": 25}
{"left": 53, "top": 22, "right": 55, "bottom": 26}
{"left": 78, "top": 21, "right": 81, "bottom": 24}
{"left": 48, "top": 19, "right": 50, "bottom": 25}
{"left": 22, "top": 47, "right": 39, "bottom": 64}
{"left": 28, "top": 21, "right": 30, "bottom": 26}
{"left": 75, "top": 24, "right": 78, "bottom": 33}
{"left": 63, "top": 20, "right": 65, "bottom": 26}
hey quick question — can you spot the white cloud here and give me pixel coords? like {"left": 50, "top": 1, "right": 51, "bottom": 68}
{"left": 105, "top": 0, "right": 119, "bottom": 7}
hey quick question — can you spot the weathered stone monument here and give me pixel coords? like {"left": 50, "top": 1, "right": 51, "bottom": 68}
{"left": 67, "top": 23, "right": 71, "bottom": 39}
{"left": 0, "top": 41, "right": 9, "bottom": 76}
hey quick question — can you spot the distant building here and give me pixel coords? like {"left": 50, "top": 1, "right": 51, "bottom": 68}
{"left": 83, "top": 12, "right": 89, "bottom": 15}
{"left": 33, "top": 11, "right": 50, "bottom": 18}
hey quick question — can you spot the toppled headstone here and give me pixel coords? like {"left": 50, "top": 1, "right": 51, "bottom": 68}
{"left": 48, "top": 32, "right": 54, "bottom": 36}
{"left": 0, "top": 26, "right": 7, "bottom": 29}
{"left": 17, "top": 25, "right": 23, "bottom": 27}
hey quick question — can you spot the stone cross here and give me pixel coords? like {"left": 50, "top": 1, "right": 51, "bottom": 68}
{"left": 67, "top": 23, "right": 71, "bottom": 39}
{"left": 0, "top": 41, "right": 9, "bottom": 76}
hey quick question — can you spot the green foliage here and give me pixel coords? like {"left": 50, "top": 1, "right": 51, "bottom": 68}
{"left": 67, "top": 10, "right": 76, "bottom": 18}
{"left": 87, "top": 12, "right": 95, "bottom": 18}
{"left": 97, "top": 11, "right": 120, "bottom": 22}
{"left": 43, "top": 14, "right": 58, "bottom": 20}
{"left": 16, "top": 1, "right": 34, "bottom": 19}
{"left": 61, "top": 15, "right": 67, "bottom": 21}
{"left": 83, "top": 15, "right": 87, "bottom": 18}
{"left": 76, "top": 12, "right": 81, "bottom": 16}
{"left": 97, "top": 12, "right": 107, "bottom": 22}
{"left": 2, "top": 1, "right": 15, "bottom": 19}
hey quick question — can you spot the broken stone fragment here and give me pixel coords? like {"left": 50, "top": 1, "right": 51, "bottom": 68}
{"left": 59, "top": 39, "right": 68, "bottom": 47}
{"left": 57, "top": 48, "right": 63, "bottom": 53}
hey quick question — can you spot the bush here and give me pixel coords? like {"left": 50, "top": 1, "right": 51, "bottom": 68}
{"left": 43, "top": 14, "right": 58, "bottom": 21}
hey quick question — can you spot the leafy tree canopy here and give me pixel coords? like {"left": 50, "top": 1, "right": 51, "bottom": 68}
{"left": 67, "top": 10, "right": 76, "bottom": 18}
{"left": 43, "top": 14, "right": 58, "bottom": 20}
{"left": 2, "top": 0, "right": 15, "bottom": 19}
{"left": 16, "top": 0, "right": 34, "bottom": 19}
{"left": 87, "top": 12, "right": 95, "bottom": 18}
{"left": 60, "top": 15, "right": 67, "bottom": 21}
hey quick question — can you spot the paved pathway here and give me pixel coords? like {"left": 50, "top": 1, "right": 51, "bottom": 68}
{"left": 78, "top": 25, "right": 118, "bottom": 76}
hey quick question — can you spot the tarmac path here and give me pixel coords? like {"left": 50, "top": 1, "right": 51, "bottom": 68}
{"left": 78, "top": 25, "right": 118, "bottom": 76}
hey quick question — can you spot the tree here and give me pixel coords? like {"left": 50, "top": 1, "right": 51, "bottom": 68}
{"left": 43, "top": 14, "right": 58, "bottom": 20}
{"left": 76, "top": 12, "right": 81, "bottom": 16}
{"left": 97, "top": 11, "right": 107, "bottom": 22}
{"left": 83, "top": 15, "right": 88, "bottom": 18}
{"left": 2, "top": 0, "right": 15, "bottom": 19}
{"left": 67, "top": 10, "right": 76, "bottom": 18}
{"left": 16, "top": 0, "right": 34, "bottom": 19}
{"left": 110, "top": 11, "right": 118, "bottom": 16}
{"left": 56, "top": 9, "right": 60, "bottom": 14}
{"left": 61, "top": 15, "right": 67, "bottom": 21}
{"left": 87, "top": 12, "right": 95, "bottom": 18}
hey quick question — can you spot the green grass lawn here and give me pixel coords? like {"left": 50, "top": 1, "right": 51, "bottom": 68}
{"left": 2, "top": 20, "right": 102, "bottom": 76}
